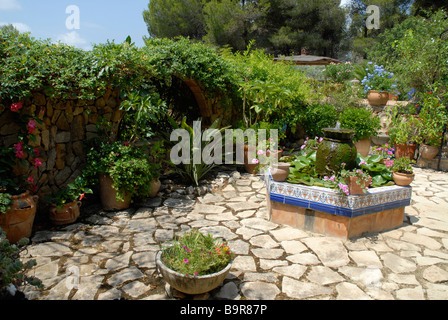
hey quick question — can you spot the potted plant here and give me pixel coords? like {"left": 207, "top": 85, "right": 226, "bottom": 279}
{"left": 416, "top": 91, "right": 448, "bottom": 160}
{"left": 323, "top": 62, "right": 354, "bottom": 86}
{"left": 361, "top": 63, "right": 397, "bottom": 106}
{"left": 46, "top": 176, "right": 93, "bottom": 225}
{"left": 339, "top": 107, "right": 381, "bottom": 157}
{"left": 85, "top": 141, "right": 161, "bottom": 211}
{"left": 391, "top": 157, "right": 415, "bottom": 186}
{"left": 0, "top": 228, "right": 42, "bottom": 300}
{"left": 156, "top": 229, "right": 234, "bottom": 295}
{"left": 387, "top": 104, "right": 421, "bottom": 160}
{"left": 338, "top": 165, "right": 372, "bottom": 195}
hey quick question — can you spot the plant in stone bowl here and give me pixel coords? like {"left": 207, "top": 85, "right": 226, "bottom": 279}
{"left": 156, "top": 229, "right": 234, "bottom": 295}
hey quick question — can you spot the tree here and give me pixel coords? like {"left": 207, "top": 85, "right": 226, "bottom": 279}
{"left": 143, "top": 0, "right": 207, "bottom": 39}
{"left": 412, "top": 0, "right": 448, "bottom": 16}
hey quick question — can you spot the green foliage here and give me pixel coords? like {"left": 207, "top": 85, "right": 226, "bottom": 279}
{"left": 85, "top": 142, "right": 161, "bottom": 202}
{"left": 360, "top": 63, "right": 397, "bottom": 93}
{"left": 339, "top": 106, "right": 381, "bottom": 141}
{"left": 45, "top": 176, "right": 93, "bottom": 210}
{"left": 0, "top": 228, "right": 42, "bottom": 295}
{"left": 323, "top": 62, "right": 354, "bottom": 83}
{"left": 387, "top": 104, "right": 422, "bottom": 145}
{"left": 297, "top": 103, "right": 338, "bottom": 138}
{"left": 391, "top": 157, "right": 414, "bottom": 174}
{"left": 161, "top": 229, "right": 234, "bottom": 276}
{"left": 0, "top": 193, "right": 12, "bottom": 215}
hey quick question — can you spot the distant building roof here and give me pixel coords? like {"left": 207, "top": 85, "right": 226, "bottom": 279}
{"left": 274, "top": 49, "right": 342, "bottom": 66}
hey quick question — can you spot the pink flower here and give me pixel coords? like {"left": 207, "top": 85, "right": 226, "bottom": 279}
{"left": 14, "top": 143, "right": 25, "bottom": 159}
{"left": 79, "top": 193, "right": 86, "bottom": 201}
{"left": 27, "top": 120, "right": 37, "bottom": 134}
{"left": 33, "top": 148, "right": 40, "bottom": 157}
{"left": 338, "top": 183, "right": 350, "bottom": 196}
{"left": 27, "top": 176, "right": 34, "bottom": 184}
{"left": 257, "top": 150, "right": 265, "bottom": 156}
{"left": 34, "top": 158, "right": 42, "bottom": 168}
{"left": 360, "top": 160, "right": 367, "bottom": 165}
{"left": 183, "top": 259, "right": 189, "bottom": 264}
{"left": 10, "top": 102, "right": 23, "bottom": 112}
{"left": 252, "top": 158, "right": 259, "bottom": 164}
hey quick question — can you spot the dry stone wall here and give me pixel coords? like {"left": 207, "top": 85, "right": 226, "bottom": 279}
{"left": 0, "top": 87, "right": 124, "bottom": 202}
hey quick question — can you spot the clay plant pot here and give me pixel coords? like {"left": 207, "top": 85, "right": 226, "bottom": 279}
{"left": 0, "top": 191, "right": 38, "bottom": 244}
{"left": 346, "top": 176, "right": 372, "bottom": 195}
{"left": 243, "top": 145, "right": 258, "bottom": 174}
{"left": 354, "top": 138, "right": 371, "bottom": 158}
{"left": 155, "top": 251, "right": 232, "bottom": 295}
{"left": 395, "top": 144, "right": 417, "bottom": 160}
{"left": 99, "top": 174, "right": 131, "bottom": 211}
{"left": 149, "top": 179, "right": 161, "bottom": 198}
{"left": 420, "top": 144, "right": 440, "bottom": 160}
{"left": 393, "top": 172, "right": 415, "bottom": 186}
{"left": 49, "top": 201, "right": 82, "bottom": 226}
{"left": 270, "top": 163, "right": 291, "bottom": 182}
{"left": 367, "top": 90, "right": 389, "bottom": 106}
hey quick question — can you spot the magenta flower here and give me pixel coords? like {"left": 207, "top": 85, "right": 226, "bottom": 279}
{"left": 27, "top": 120, "right": 37, "bottom": 134}
{"left": 252, "top": 158, "right": 259, "bottom": 164}
{"left": 34, "top": 158, "right": 42, "bottom": 168}
{"left": 183, "top": 259, "right": 189, "bottom": 264}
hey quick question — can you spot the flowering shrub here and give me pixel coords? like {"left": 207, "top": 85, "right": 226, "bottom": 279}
{"left": 361, "top": 63, "right": 397, "bottom": 93}
{"left": 323, "top": 62, "right": 353, "bottom": 83}
{"left": 161, "top": 230, "right": 234, "bottom": 277}
{"left": 45, "top": 176, "right": 93, "bottom": 210}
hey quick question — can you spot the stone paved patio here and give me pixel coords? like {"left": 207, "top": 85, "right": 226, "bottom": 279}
{"left": 20, "top": 167, "right": 448, "bottom": 300}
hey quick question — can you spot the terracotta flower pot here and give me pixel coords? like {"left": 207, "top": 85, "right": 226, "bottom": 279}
{"left": 155, "top": 251, "right": 232, "bottom": 295}
{"left": 243, "top": 145, "right": 258, "bottom": 174}
{"left": 270, "top": 163, "right": 291, "bottom": 182}
{"left": 346, "top": 176, "right": 372, "bottom": 195}
{"left": 0, "top": 191, "right": 38, "bottom": 243}
{"left": 393, "top": 172, "right": 415, "bottom": 186}
{"left": 49, "top": 201, "right": 82, "bottom": 226}
{"left": 394, "top": 144, "right": 416, "bottom": 160}
{"left": 367, "top": 90, "right": 389, "bottom": 106}
{"left": 149, "top": 179, "right": 161, "bottom": 198}
{"left": 420, "top": 144, "right": 440, "bottom": 160}
{"left": 99, "top": 174, "right": 131, "bottom": 211}
{"left": 354, "top": 138, "right": 371, "bottom": 158}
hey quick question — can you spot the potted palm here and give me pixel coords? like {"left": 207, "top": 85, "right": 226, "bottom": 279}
{"left": 85, "top": 141, "right": 161, "bottom": 211}
{"left": 391, "top": 157, "right": 415, "bottom": 186}
{"left": 46, "top": 176, "right": 93, "bottom": 225}
{"left": 156, "top": 229, "right": 234, "bottom": 295}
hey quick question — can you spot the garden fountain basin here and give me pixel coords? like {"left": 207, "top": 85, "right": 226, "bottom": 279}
{"left": 265, "top": 171, "right": 412, "bottom": 239}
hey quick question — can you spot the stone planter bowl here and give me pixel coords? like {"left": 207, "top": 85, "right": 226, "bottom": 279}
{"left": 156, "top": 251, "right": 232, "bottom": 295}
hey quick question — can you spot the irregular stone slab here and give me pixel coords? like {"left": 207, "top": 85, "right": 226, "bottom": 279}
{"left": 249, "top": 235, "right": 279, "bottom": 248}
{"left": 122, "top": 281, "right": 154, "bottom": 299}
{"left": 26, "top": 242, "right": 73, "bottom": 257}
{"left": 302, "top": 237, "right": 350, "bottom": 268}
{"left": 280, "top": 240, "right": 308, "bottom": 254}
{"left": 154, "top": 229, "right": 174, "bottom": 243}
{"left": 388, "top": 274, "right": 420, "bottom": 286}
{"left": 259, "top": 259, "right": 288, "bottom": 270}
{"left": 89, "top": 225, "right": 121, "bottom": 238}
{"left": 243, "top": 272, "right": 278, "bottom": 283}
{"left": 132, "top": 251, "right": 157, "bottom": 269}
{"left": 107, "top": 266, "right": 144, "bottom": 287}
{"left": 232, "top": 256, "right": 257, "bottom": 271}
{"left": 336, "top": 282, "right": 371, "bottom": 300}
{"left": 227, "top": 202, "right": 261, "bottom": 213}
{"left": 197, "top": 194, "right": 225, "bottom": 204}
{"left": 214, "top": 282, "right": 240, "bottom": 300}
{"left": 422, "top": 265, "right": 448, "bottom": 283}
{"left": 41, "top": 278, "right": 72, "bottom": 300}
{"left": 32, "top": 230, "right": 73, "bottom": 242}
{"left": 240, "top": 218, "right": 278, "bottom": 231}
{"left": 124, "top": 218, "right": 158, "bottom": 233}
{"left": 270, "top": 227, "right": 308, "bottom": 241}
{"left": 282, "top": 277, "right": 332, "bottom": 299}
{"left": 164, "top": 198, "right": 196, "bottom": 209}
{"left": 72, "top": 275, "right": 104, "bottom": 300}
{"left": 105, "top": 251, "right": 133, "bottom": 271}
{"left": 228, "top": 239, "right": 250, "bottom": 255}
{"left": 273, "top": 264, "right": 307, "bottom": 280}
{"left": 98, "top": 288, "right": 122, "bottom": 300}
{"left": 206, "top": 212, "right": 238, "bottom": 221}
{"left": 199, "top": 226, "right": 238, "bottom": 240}
{"left": 396, "top": 286, "right": 425, "bottom": 300}
{"left": 132, "top": 208, "right": 153, "bottom": 219}
{"left": 306, "top": 266, "right": 344, "bottom": 285}
{"left": 251, "top": 248, "right": 284, "bottom": 259}
{"left": 240, "top": 282, "right": 280, "bottom": 300}
{"left": 386, "top": 239, "right": 421, "bottom": 252}
{"left": 400, "top": 232, "right": 442, "bottom": 250}
{"left": 381, "top": 253, "right": 416, "bottom": 274}
{"left": 349, "top": 250, "right": 382, "bottom": 268}
{"left": 287, "top": 252, "right": 320, "bottom": 265}
{"left": 338, "top": 266, "right": 384, "bottom": 288}
{"left": 235, "top": 227, "right": 263, "bottom": 240}
{"left": 194, "top": 204, "right": 226, "bottom": 214}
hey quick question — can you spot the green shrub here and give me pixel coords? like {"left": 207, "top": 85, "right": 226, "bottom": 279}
{"left": 339, "top": 107, "right": 381, "bottom": 142}
{"left": 298, "top": 103, "right": 338, "bottom": 138}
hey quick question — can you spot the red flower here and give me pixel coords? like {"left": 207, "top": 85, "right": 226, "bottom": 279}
{"left": 27, "top": 120, "right": 37, "bottom": 134}
{"left": 27, "top": 176, "right": 34, "bottom": 184}
{"left": 33, "top": 148, "right": 40, "bottom": 157}
{"left": 79, "top": 193, "right": 86, "bottom": 201}
{"left": 10, "top": 102, "right": 23, "bottom": 112}
{"left": 14, "top": 142, "right": 25, "bottom": 159}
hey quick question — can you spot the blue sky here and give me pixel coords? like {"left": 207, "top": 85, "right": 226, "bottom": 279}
{"left": 0, "top": 0, "right": 149, "bottom": 50}
{"left": 1, "top": 0, "right": 350, "bottom": 50}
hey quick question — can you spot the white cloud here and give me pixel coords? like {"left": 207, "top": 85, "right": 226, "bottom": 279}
{"left": 0, "top": 21, "right": 31, "bottom": 33}
{"left": 0, "top": 0, "right": 22, "bottom": 10}
{"left": 56, "top": 31, "right": 91, "bottom": 50}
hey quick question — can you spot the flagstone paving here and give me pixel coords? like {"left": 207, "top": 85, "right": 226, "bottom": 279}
{"left": 20, "top": 167, "right": 448, "bottom": 300}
